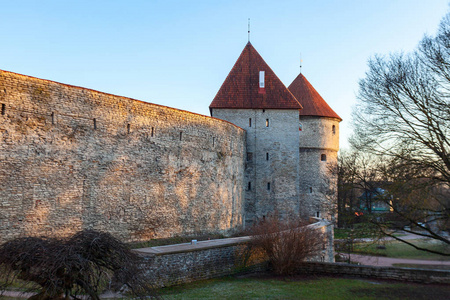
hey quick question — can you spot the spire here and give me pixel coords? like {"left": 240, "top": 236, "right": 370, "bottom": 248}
{"left": 248, "top": 18, "right": 250, "bottom": 43}
{"left": 288, "top": 73, "right": 341, "bottom": 121}
{"left": 210, "top": 43, "right": 302, "bottom": 110}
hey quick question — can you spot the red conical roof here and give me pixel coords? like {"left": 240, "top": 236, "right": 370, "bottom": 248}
{"left": 288, "top": 73, "right": 341, "bottom": 121}
{"left": 210, "top": 42, "right": 302, "bottom": 110}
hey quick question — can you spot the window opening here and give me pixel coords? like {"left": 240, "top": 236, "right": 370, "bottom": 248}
{"left": 93, "top": 118, "right": 97, "bottom": 130}
{"left": 267, "top": 182, "right": 271, "bottom": 191}
{"left": 266, "top": 119, "right": 269, "bottom": 127}
{"left": 151, "top": 127, "right": 154, "bottom": 137}
{"left": 213, "top": 137, "right": 215, "bottom": 147}
{"left": 248, "top": 182, "right": 252, "bottom": 191}
{"left": 321, "top": 154, "right": 327, "bottom": 161}
{"left": 249, "top": 118, "right": 252, "bottom": 127}
{"left": 266, "top": 153, "right": 269, "bottom": 161}
{"left": 180, "top": 131, "right": 183, "bottom": 141}
{"left": 51, "top": 112, "right": 55, "bottom": 125}
{"left": 127, "top": 124, "right": 131, "bottom": 134}
{"left": 332, "top": 125, "right": 336, "bottom": 135}
{"left": 309, "top": 187, "right": 313, "bottom": 193}
{"left": 247, "top": 152, "right": 253, "bottom": 161}
{"left": 1, "top": 104, "right": 5, "bottom": 115}
{"left": 316, "top": 211, "right": 320, "bottom": 218}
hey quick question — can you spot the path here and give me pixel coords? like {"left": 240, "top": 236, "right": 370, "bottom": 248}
{"left": 339, "top": 253, "right": 450, "bottom": 267}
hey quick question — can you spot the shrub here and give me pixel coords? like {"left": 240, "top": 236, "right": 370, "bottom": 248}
{"left": 0, "top": 230, "right": 156, "bottom": 299}
{"left": 247, "top": 217, "right": 324, "bottom": 275}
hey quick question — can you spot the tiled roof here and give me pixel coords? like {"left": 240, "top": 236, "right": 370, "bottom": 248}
{"left": 288, "top": 73, "right": 341, "bottom": 121}
{"left": 210, "top": 42, "right": 302, "bottom": 110}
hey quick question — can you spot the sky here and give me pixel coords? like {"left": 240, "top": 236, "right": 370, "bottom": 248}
{"left": 0, "top": 0, "right": 448, "bottom": 149}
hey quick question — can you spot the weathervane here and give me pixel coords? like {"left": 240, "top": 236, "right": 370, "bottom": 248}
{"left": 300, "top": 53, "right": 303, "bottom": 73}
{"left": 248, "top": 18, "right": 250, "bottom": 42}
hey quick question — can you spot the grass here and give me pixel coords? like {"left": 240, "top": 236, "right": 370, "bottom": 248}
{"left": 158, "top": 275, "right": 450, "bottom": 299}
{"left": 351, "top": 239, "right": 450, "bottom": 260}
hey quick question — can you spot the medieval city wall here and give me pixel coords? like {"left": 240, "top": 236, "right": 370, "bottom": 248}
{"left": 0, "top": 70, "right": 246, "bottom": 243}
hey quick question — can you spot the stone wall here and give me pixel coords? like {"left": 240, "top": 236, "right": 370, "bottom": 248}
{"left": 211, "top": 108, "right": 300, "bottom": 225}
{"left": 297, "top": 262, "right": 450, "bottom": 284}
{"left": 0, "top": 70, "right": 246, "bottom": 242}
{"left": 137, "top": 218, "right": 334, "bottom": 287}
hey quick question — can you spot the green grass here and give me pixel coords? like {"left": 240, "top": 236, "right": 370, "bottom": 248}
{"left": 158, "top": 275, "right": 450, "bottom": 299}
{"left": 351, "top": 239, "right": 450, "bottom": 260}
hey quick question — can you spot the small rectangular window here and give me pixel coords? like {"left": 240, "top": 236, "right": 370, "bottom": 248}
{"left": 267, "top": 182, "right": 271, "bottom": 191}
{"left": 213, "top": 137, "right": 215, "bottom": 147}
{"left": 266, "top": 119, "right": 269, "bottom": 127}
{"left": 310, "top": 187, "right": 313, "bottom": 193}
{"left": 93, "top": 118, "right": 97, "bottom": 130}
{"left": 151, "top": 127, "right": 154, "bottom": 137}
{"left": 180, "top": 131, "right": 183, "bottom": 141}
{"left": 266, "top": 153, "right": 269, "bottom": 161}
{"left": 127, "top": 123, "right": 131, "bottom": 134}
{"left": 248, "top": 182, "right": 252, "bottom": 191}
{"left": 247, "top": 152, "right": 253, "bottom": 161}
{"left": 321, "top": 154, "right": 327, "bottom": 161}
{"left": 249, "top": 118, "right": 252, "bottom": 127}
{"left": 1, "top": 104, "right": 5, "bottom": 115}
{"left": 51, "top": 112, "right": 55, "bottom": 125}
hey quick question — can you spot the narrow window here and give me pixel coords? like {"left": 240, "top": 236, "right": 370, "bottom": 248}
{"left": 151, "top": 127, "right": 154, "bottom": 137}
{"left": 213, "top": 137, "right": 215, "bottom": 147}
{"left": 248, "top": 182, "right": 252, "bottom": 191}
{"left": 259, "top": 71, "right": 265, "bottom": 88}
{"left": 310, "top": 187, "right": 313, "bottom": 193}
{"left": 299, "top": 122, "right": 302, "bottom": 131}
{"left": 1, "top": 104, "right": 5, "bottom": 115}
{"left": 249, "top": 118, "right": 252, "bottom": 127}
{"left": 266, "top": 153, "right": 269, "bottom": 161}
{"left": 247, "top": 152, "right": 253, "bottom": 161}
{"left": 262, "top": 109, "right": 265, "bottom": 113}
{"left": 332, "top": 125, "right": 336, "bottom": 135}
{"left": 180, "top": 131, "right": 183, "bottom": 141}
{"left": 267, "top": 182, "right": 271, "bottom": 191}
{"left": 93, "top": 118, "right": 97, "bottom": 130}
{"left": 321, "top": 154, "right": 327, "bottom": 161}
{"left": 266, "top": 119, "right": 269, "bottom": 127}
{"left": 51, "top": 112, "right": 55, "bottom": 125}
{"left": 127, "top": 123, "right": 131, "bottom": 134}
{"left": 316, "top": 211, "right": 320, "bottom": 218}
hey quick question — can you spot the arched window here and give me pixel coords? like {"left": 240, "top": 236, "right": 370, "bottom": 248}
{"left": 321, "top": 154, "right": 327, "bottom": 161}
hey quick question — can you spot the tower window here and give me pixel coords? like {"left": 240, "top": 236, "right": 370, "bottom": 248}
{"left": 266, "top": 153, "right": 269, "bottom": 161}
{"left": 259, "top": 71, "right": 265, "bottom": 88}
{"left": 1, "top": 103, "right": 6, "bottom": 115}
{"left": 151, "top": 127, "right": 154, "bottom": 137}
{"left": 266, "top": 119, "right": 269, "bottom": 127}
{"left": 180, "top": 131, "right": 183, "bottom": 141}
{"left": 248, "top": 182, "right": 252, "bottom": 191}
{"left": 321, "top": 154, "right": 327, "bottom": 161}
{"left": 310, "top": 187, "right": 313, "bottom": 193}
{"left": 332, "top": 125, "right": 336, "bottom": 135}
{"left": 267, "top": 182, "right": 271, "bottom": 191}
{"left": 93, "top": 118, "right": 97, "bottom": 130}
{"left": 247, "top": 152, "right": 253, "bottom": 161}
{"left": 127, "top": 123, "right": 131, "bottom": 134}
{"left": 316, "top": 211, "right": 320, "bottom": 218}
{"left": 249, "top": 118, "right": 252, "bottom": 127}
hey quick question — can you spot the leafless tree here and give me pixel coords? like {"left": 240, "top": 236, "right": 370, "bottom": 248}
{"left": 351, "top": 12, "right": 450, "bottom": 256}
{"left": 0, "top": 230, "right": 157, "bottom": 299}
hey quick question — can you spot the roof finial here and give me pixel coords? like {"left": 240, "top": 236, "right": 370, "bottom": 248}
{"left": 300, "top": 52, "right": 303, "bottom": 73}
{"left": 248, "top": 18, "right": 251, "bottom": 42}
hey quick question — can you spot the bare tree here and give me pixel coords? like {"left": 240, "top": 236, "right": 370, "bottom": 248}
{"left": 0, "top": 230, "right": 157, "bottom": 299}
{"left": 351, "top": 12, "right": 450, "bottom": 256}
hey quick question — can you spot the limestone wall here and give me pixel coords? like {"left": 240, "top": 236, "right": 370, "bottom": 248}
{"left": 211, "top": 108, "right": 300, "bottom": 225}
{"left": 0, "top": 70, "right": 246, "bottom": 243}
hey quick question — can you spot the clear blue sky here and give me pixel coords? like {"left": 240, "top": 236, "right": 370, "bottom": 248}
{"left": 1, "top": 0, "right": 448, "bottom": 148}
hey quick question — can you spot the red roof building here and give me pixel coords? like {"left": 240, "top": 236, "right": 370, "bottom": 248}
{"left": 210, "top": 42, "right": 302, "bottom": 111}
{"left": 288, "top": 73, "right": 341, "bottom": 121}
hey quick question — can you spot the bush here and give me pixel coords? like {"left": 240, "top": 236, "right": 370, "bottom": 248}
{"left": 247, "top": 217, "right": 324, "bottom": 275}
{"left": 0, "top": 230, "right": 156, "bottom": 299}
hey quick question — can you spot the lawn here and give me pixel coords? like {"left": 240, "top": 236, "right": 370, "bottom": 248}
{"left": 159, "top": 275, "right": 450, "bottom": 300}
{"left": 351, "top": 239, "right": 450, "bottom": 260}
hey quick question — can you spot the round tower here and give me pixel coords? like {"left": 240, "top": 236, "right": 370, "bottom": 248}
{"left": 288, "top": 73, "right": 341, "bottom": 222}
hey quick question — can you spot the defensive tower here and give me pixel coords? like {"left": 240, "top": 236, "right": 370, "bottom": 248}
{"left": 288, "top": 73, "right": 341, "bottom": 221}
{"left": 210, "top": 42, "right": 303, "bottom": 226}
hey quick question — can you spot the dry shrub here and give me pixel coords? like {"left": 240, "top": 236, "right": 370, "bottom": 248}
{"left": 0, "top": 230, "right": 156, "bottom": 299}
{"left": 248, "top": 217, "right": 324, "bottom": 275}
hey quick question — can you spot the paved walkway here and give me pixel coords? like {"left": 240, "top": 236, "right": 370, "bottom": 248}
{"left": 339, "top": 253, "right": 450, "bottom": 267}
